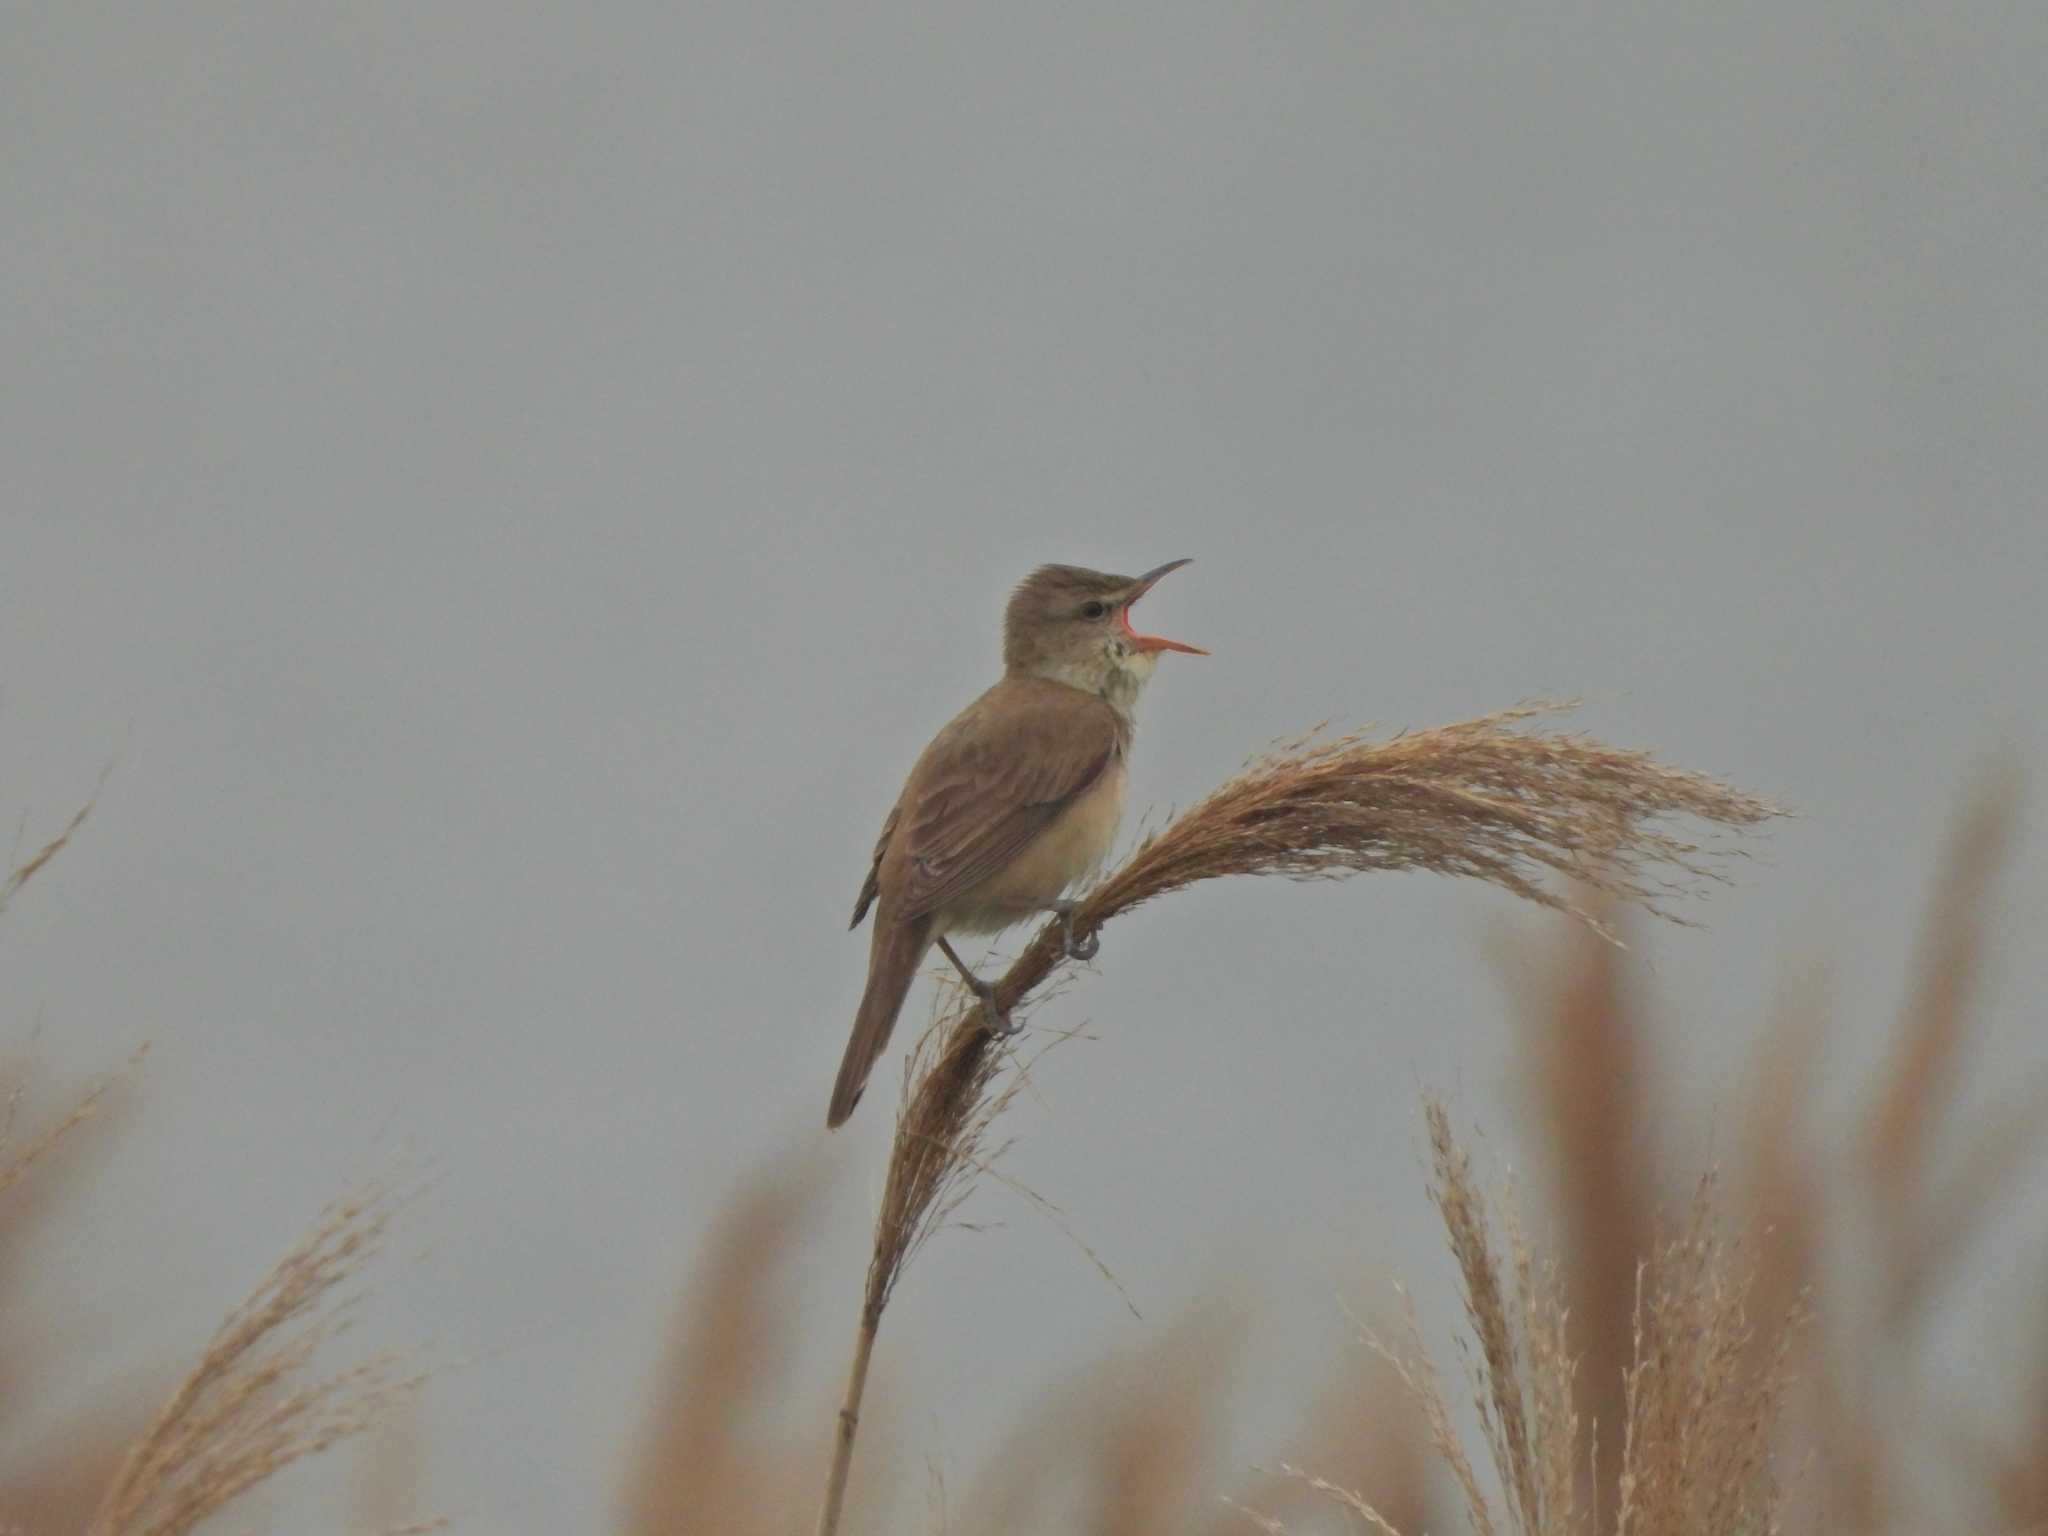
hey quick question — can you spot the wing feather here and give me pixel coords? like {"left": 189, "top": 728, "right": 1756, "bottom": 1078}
{"left": 848, "top": 803, "right": 899, "bottom": 929}
{"left": 895, "top": 681, "right": 1123, "bottom": 922}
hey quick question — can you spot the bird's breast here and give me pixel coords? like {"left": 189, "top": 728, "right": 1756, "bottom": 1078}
{"left": 939, "top": 758, "right": 1128, "bottom": 936}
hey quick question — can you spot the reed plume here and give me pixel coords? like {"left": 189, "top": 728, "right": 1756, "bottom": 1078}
{"left": 1252, "top": 1098, "right": 1797, "bottom": 1536}
{"left": 86, "top": 1183, "right": 425, "bottom": 1536}
{"left": 623, "top": 1163, "right": 836, "bottom": 1536}
{"left": 4, "top": 779, "right": 429, "bottom": 1536}
{"left": 818, "top": 704, "right": 1784, "bottom": 1534}
{"left": 0, "top": 781, "right": 98, "bottom": 920}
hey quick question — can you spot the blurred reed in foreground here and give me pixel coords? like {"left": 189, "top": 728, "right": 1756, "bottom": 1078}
{"left": 3, "top": 799, "right": 433, "bottom": 1536}
{"left": 86, "top": 1182, "right": 427, "bottom": 1536}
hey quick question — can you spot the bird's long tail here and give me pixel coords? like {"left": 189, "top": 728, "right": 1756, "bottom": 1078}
{"left": 828, "top": 911, "right": 934, "bottom": 1129}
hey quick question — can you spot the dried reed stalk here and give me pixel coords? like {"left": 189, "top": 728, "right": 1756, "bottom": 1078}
{"left": 1512, "top": 911, "right": 1646, "bottom": 1513}
{"left": 1081, "top": 1305, "right": 1237, "bottom": 1536}
{"left": 1858, "top": 771, "right": 2015, "bottom": 1206}
{"left": 8, "top": 775, "right": 430, "bottom": 1535}
{"left": 0, "top": 785, "right": 98, "bottom": 919}
{"left": 625, "top": 1164, "right": 823, "bottom": 1536}
{"left": 1257, "top": 1097, "right": 1796, "bottom": 1536}
{"left": 1422, "top": 1098, "right": 1581, "bottom": 1536}
{"left": 1611, "top": 1172, "right": 1796, "bottom": 1536}
{"left": 87, "top": 1184, "right": 424, "bottom": 1536}
{"left": 1216, "top": 1344, "right": 1436, "bottom": 1536}
{"left": 1798, "top": 772, "right": 2033, "bottom": 1528}
{"left": 818, "top": 704, "right": 1783, "bottom": 1535}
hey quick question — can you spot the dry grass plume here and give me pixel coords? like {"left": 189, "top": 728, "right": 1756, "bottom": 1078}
{"left": 5, "top": 785, "right": 428, "bottom": 1535}
{"left": 86, "top": 1182, "right": 425, "bottom": 1536}
{"left": 624, "top": 1163, "right": 839, "bottom": 1536}
{"left": 1253, "top": 1098, "right": 1798, "bottom": 1536}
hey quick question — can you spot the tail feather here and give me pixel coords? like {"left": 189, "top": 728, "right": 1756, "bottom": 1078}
{"left": 828, "top": 913, "right": 934, "bottom": 1129}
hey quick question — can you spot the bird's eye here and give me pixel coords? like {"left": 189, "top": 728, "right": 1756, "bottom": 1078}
{"left": 1081, "top": 600, "right": 1109, "bottom": 619}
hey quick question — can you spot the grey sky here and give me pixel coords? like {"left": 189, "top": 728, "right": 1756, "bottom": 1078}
{"left": 5, "top": 2, "right": 2045, "bottom": 1529}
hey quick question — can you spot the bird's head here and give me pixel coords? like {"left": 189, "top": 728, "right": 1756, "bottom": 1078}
{"left": 1002, "top": 560, "right": 1205, "bottom": 706}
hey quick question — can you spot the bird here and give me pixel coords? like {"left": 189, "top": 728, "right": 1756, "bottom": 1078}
{"left": 828, "top": 559, "right": 1204, "bottom": 1128}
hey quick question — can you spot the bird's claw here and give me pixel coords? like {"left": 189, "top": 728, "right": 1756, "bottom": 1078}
{"left": 967, "top": 978, "right": 1020, "bottom": 1037}
{"left": 1048, "top": 901, "right": 1099, "bottom": 963}
{"left": 936, "top": 936, "right": 1021, "bottom": 1038}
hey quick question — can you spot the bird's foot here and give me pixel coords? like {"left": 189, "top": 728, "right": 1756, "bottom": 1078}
{"left": 936, "top": 936, "right": 1020, "bottom": 1037}
{"left": 1045, "top": 899, "right": 1100, "bottom": 962}
{"left": 966, "top": 974, "right": 1020, "bottom": 1037}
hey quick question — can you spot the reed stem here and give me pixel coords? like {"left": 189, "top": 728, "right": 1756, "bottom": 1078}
{"left": 814, "top": 1317, "right": 877, "bottom": 1536}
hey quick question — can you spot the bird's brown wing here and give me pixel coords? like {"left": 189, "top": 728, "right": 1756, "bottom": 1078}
{"left": 848, "top": 803, "right": 899, "bottom": 929}
{"left": 894, "top": 679, "right": 1125, "bottom": 923}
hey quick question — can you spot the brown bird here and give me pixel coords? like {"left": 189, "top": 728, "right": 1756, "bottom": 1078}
{"left": 828, "top": 560, "right": 1205, "bottom": 1128}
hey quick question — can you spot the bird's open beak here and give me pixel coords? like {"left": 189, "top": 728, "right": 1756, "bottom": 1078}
{"left": 1120, "top": 558, "right": 1207, "bottom": 655}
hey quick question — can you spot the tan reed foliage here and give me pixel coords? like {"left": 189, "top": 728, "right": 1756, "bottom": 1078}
{"left": 1737, "top": 961, "right": 1826, "bottom": 1370}
{"left": 623, "top": 1162, "right": 838, "bottom": 1536}
{"left": 1216, "top": 1348, "right": 1436, "bottom": 1536}
{"left": 1987, "top": 1322, "right": 2048, "bottom": 1532}
{"left": 86, "top": 1183, "right": 425, "bottom": 1536}
{"left": 1087, "top": 705, "right": 1778, "bottom": 926}
{"left": 931, "top": 1292, "right": 1222, "bottom": 1535}
{"left": 5, "top": 1413, "right": 141, "bottom": 1535}
{"left": 349, "top": 1406, "right": 446, "bottom": 1536}
{"left": 1082, "top": 1305, "right": 1240, "bottom": 1536}
{"left": 1510, "top": 907, "right": 1648, "bottom": 1511}
{"left": 4, "top": 775, "right": 430, "bottom": 1535}
{"left": 0, "top": 1064, "right": 141, "bottom": 1532}
{"left": 1, "top": 787, "right": 139, "bottom": 1532}
{"left": 935, "top": 1304, "right": 1243, "bottom": 1536}
{"left": 820, "top": 705, "right": 1783, "bottom": 1534}
{"left": 1857, "top": 769, "right": 2016, "bottom": 1206}
{"left": 817, "top": 1002, "right": 1041, "bottom": 1535}
{"left": 0, "top": 782, "right": 98, "bottom": 920}
{"left": 1610, "top": 1173, "right": 1796, "bottom": 1536}
{"left": 0, "top": 1050, "right": 135, "bottom": 1439}
{"left": 933, "top": 1289, "right": 1424, "bottom": 1536}
{"left": 1486, "top": 769, "right": 2045, "bottom": 1534}
{"left": 1253, "top": 1097, "right": 1796, "bottom": 1536}
{"left": 1857, "top": 773, "right": 2036, "bottom": 1331}
{"left": 0, "top": 1062, "right": 124, "bottom": 1202}
{"left": 1803, "top": 772, "right": 2038, "bottom": 1531}
{"left": 1505, "top": 909, "right": 1843, "bottom": 1533}
{"left": 1420, "top": 1096, "right": 1581, "bottom": 1536}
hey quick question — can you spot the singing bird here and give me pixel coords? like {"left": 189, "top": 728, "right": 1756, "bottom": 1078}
{"left": 828, "top": 560, "right": 1205, "bottom": 1128}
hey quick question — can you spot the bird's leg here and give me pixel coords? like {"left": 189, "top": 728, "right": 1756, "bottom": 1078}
{"left": 1040, "top": 899, "right": 1099, "bottom": 962}
{"left": 936, "top": 936, "right": 1019, "bottom": 1037}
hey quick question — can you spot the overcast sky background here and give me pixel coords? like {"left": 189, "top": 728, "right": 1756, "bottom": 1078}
{"left": 5, "top": 2, "right": 2045, "bottom": 1529}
